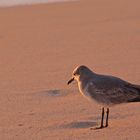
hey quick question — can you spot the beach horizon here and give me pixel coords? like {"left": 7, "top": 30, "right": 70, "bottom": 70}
{"left": 0, "top": 0, "right": 76, "bottom": 8}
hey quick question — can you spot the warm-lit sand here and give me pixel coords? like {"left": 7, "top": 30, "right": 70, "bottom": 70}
{"left": 0, "top": 0, "right": 140, "bottom": 139}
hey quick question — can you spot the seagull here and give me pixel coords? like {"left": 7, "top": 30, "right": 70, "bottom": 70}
{"left": 67, "top": 65, "right": 140, "bottom": 129}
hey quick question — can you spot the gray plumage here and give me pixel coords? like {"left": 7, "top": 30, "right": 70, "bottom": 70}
{"left": 67, "top": 65, "right": 140, "bottom": 129}
{"left": 68, "top": 65, "right": 140, "bottom": 106}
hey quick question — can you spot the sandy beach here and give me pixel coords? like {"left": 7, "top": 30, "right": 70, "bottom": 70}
{"left": 0, "top": 0, "right": 140, "bottom": 139}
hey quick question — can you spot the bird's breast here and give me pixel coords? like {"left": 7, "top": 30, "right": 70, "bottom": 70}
{"left": 78, "top": 81, "right": 93, "bottom": 100}
{"left": 77, "top": 81, "right": 114, "bottom": 106}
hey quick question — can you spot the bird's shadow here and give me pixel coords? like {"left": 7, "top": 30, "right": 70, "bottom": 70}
{"left": 61, "top": 121, "right": 97, "bottom": 129}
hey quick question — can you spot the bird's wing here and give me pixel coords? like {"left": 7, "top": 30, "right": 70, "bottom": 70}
{"left": 87, "top": 79, "right": 140, "bottom": 104}
{"left": 129, "top": 84, "right": 140, "bottom": 91}
{"left": 125, "top": 84, "right": 140, "bottom": 102}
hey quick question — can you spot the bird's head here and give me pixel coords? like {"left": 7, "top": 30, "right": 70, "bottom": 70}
{"left": 67, "top": 65, "right": 92, "bottom": 85}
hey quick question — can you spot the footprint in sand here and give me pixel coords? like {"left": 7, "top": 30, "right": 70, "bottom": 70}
{"left": 37, "top": 89, "right": 76, "bottom": 97}
{"left": 47, "top": 90, "right": 61, "bottom": 96}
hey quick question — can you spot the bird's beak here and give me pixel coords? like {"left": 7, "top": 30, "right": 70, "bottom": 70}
{"left": 67, "top": 77, "right": 74, "bottom": 85}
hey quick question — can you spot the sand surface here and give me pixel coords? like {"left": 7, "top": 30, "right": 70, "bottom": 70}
{"left": 0, "top": 0, "right": 140, "bottom": 139}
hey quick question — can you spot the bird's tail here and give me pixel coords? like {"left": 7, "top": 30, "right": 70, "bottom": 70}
{"left": 132, "top": 84, "right": 140, "bottom": 93}
{"left": 128, "top": 84, "right": 140, "bottom": 102}
{"left": 129, "top": 97, "right": 140, "bottom": 102}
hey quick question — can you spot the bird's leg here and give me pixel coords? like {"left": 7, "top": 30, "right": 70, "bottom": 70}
{"left": 100, "top": 107, "right": 104, "bottom": 128}
{"left": 105, "top": 108, "right": 109, "bottom": 127}
{"left": 92, "top": 107, "right": 104, "bottom": 130}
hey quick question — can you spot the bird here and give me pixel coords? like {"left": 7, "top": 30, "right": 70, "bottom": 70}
{"left": 67, "top": 65, "right": 140, "bottom": 129}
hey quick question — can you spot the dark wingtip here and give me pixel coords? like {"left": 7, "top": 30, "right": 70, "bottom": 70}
{"left": 128, "top": 97, "right": 140, "bottom": 102}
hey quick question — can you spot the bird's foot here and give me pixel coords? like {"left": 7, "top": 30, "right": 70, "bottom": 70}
{"left": 90, "top": 125, "right": 108, "bottom": 130}
{"left": 105, "top": 124, "right": 108, "bottom": 127}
